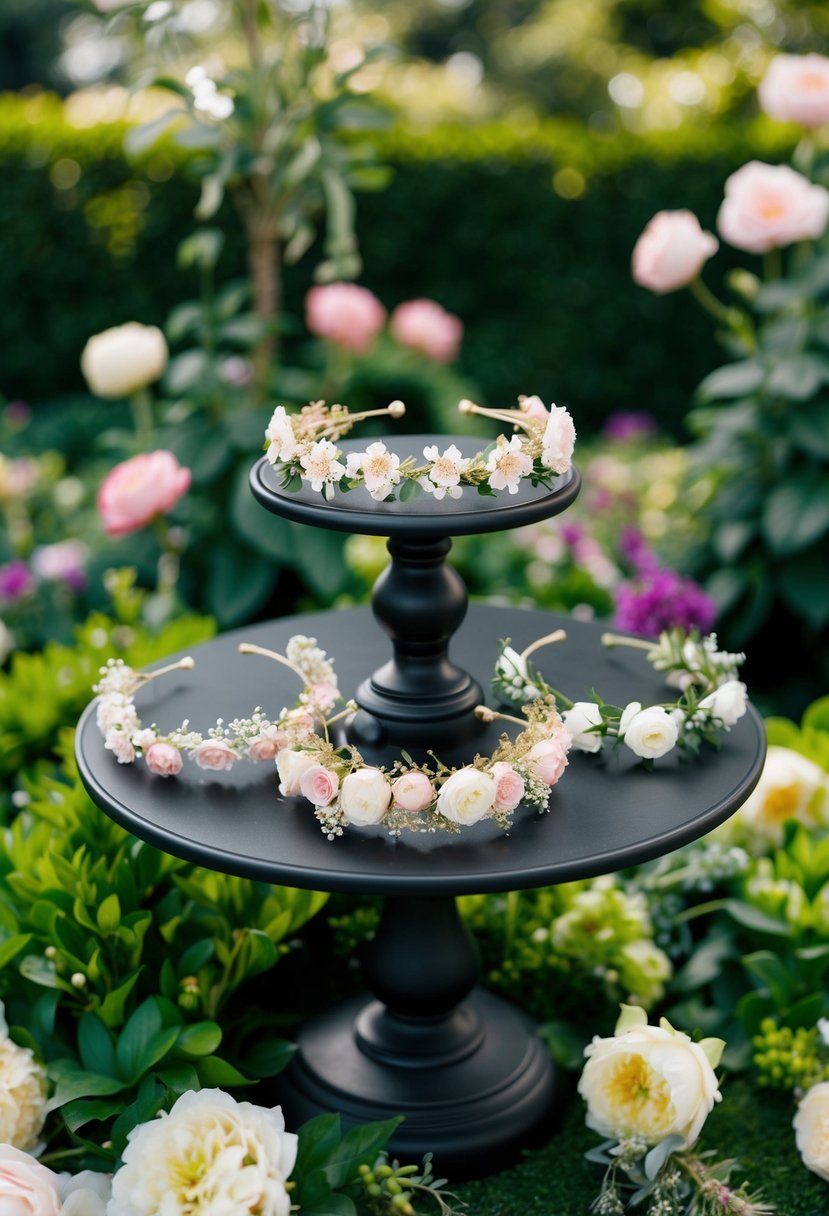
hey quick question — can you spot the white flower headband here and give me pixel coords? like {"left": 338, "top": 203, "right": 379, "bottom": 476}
{"left": 492, "top": 628, "right": 749, "bottom": 767}
{"left": 93, "top": 635, "right": 572, "bottom": 839}
{"left": 262, "top": 395, "right": 576, "bottom": 501}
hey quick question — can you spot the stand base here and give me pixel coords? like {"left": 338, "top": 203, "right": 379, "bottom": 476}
{"left": 270, "top": 988, "right": 561, "bottom": 1180}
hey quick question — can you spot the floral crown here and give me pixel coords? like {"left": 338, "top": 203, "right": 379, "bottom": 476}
{"left": 93, "top": 628, "right": 748, "bottom": 839}
{"left": 262, "top": 395, "right": 576, "bottom": 501}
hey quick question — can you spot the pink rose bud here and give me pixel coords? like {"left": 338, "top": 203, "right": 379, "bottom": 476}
{"left": 249, "top": 729, "right": 289, "bottom": 762}
{"left": 489, "top": 761, "right": 525, "bottom": 813}
{"left": 305, "top": 283, "right": 386, "bottom": 353}
{"left": 299, "top": 764, "right": 340, "bottom": 807}
{"left": 632, "top": 210, "right": 719, "bottom": 294}
{"left": 759, "top": 53, "right": 829, "bottom": 128}
{"left": 192, "top": 739, "right": 237, "bottom": 771}
{"left": 97, "top": 450, "right": 191, "bottom": 536}
{"left": 390, "top": 299, "right": 463, "bottom": 363}
{"left": 144, "top": 741, "right": 183, "bottom": 777}
{"left": 391, "top": 770, "right": 434, "bottom": 812}
{"left": 717, "top": 161, "right": 829, "bottom": 253}
{"left": 525, "top": 735, "right": 570, "bottom": 786}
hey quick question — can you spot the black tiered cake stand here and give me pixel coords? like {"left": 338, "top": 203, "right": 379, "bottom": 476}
{"left": 76, "top": 436, "right": 765, "bottom": 1179}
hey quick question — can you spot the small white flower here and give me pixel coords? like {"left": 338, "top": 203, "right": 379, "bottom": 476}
{"left": 187, "top": 68, "right": 235, "bottom": 120}
{"left": 299, "top": 439, "right": 346, "bottom": 495}
{"left": 346, "top": 442, "right": 401, "bottom": 501}
{"left": 486, "top": 435, "right": 532, "bottom": 494}
{"left": 265, "top": 406, "right": 299, "bottom": 465}
{"left": 622, "top": 705, "right": 679, "bottom": 760}
{"left": 105, "top": 729, "right": 136, "bottom": 764}
{"left": 561, "top": 701, "right": 604, "bottom": 753}
{"left": 540, "top": 404, "right": 576, "bottom": 475}
{"left": 422, "top": 443, "right": 468, "bottom": 499}
{"left": 618, "top": 701, "right": 642, "bottom": 736}
{"left": 697, "top": 679, "right": 748, "bottom": 727}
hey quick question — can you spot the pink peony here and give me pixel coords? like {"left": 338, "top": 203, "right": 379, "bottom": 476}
{"left": 759, "top": 53, "right": 829, "bottom": 128}
{"left": 192, "top": 739, "right": 237, "bottom": 771}
{"left": 305, "top": 283, "right": 386, "bottom": 353}
{"left": 299, "top": 764, "right": 340, "bottom": 807}
{"left": 717, "top": 162, "right": 829, "bottom": 253}
{"left": 489, "top": 762, "right": 525, "bottom": 813}
{"left": 390, "top": 771, "right": 434, "bottom": 812}
{"left": 390, "top": 299, "right": 463, "bottom": 362}
{"left": 97, "top": 451, "right": 191, "bottom": 536}
{"left": 525, "top": 735, "right": 570, "bottom": 786}
{"left": 0, "top": 1146, "right": 61, "bottom": 1216}
{"left": 249, "top": 729, "right": 290, "bottom": 762}
{"left": 144, "top": 742, "right": 183, "bottom": 777}
{"left": 632, "top": 210, "right": 719, "bottom": 294}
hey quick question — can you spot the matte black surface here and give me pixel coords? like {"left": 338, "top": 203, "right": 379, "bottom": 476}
{"left": 250, "top": 435, "right": 581, "bottom": 538}
{"left": 76, "top": 605, "right": 766, "bottom": 896}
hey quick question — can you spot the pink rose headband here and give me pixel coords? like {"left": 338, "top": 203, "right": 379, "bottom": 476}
{"left": 262, "top": 396, "right": 576, "bottom": 502}
{"left": 93, "top": 628, "right": 748, "bottom": 839}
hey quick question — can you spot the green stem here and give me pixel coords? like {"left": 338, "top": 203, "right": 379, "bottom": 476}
{"left": 688, "top": 276, "right": 735, "bottom": 325}
{"left": 153, "top": 516, "right": 181, "bottom": 600}
{"left": 763, "top": 247, "right": 782, "bottom": 283}
{"left": 130, "top": 388, "right": 155, "bottom": 449}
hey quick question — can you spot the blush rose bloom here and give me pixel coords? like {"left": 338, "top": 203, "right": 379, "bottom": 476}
{"left": 81, "top": 322, "right": 168, "bottom": 399}
{"left": 489, "top": 762, "right": 525, "bottom": 813}
{"left": 759, "top": 53, "right": 829, "bottom": 128}
{"left": 794, "top": 1081, "right": 829, "bottom": 1182}
{"left": 144, "top": 742, "right": 183, "bottom": 777}
{"left": 339, "top": 768, "right": 392, "bottom": 826}
{"left": 562, "top": 702, "right": 603, "bottom": 753}
{"left": 299, "top": 765, "right": 340, "bottom": 808}
{"left": 632, "top": 210, "right": 719, "bottom": 294}
{"left": 192, "top": 739, "right": 237, "bottom": 772}
{"left": 436, "top": 768, "right": 497, "bottom": 826}
{"left": 276, "top": 749, "right": 317, "bottom": 796}
{"left": 97, "top": 451, "right": 191, "bottom": 536}
{"left": 390, "top": 299, "right": 463, "bottom": 363}
{"left": 0, "top": 1146, "right": 61, "bottom": 1216}
{"left": 620, "top": 704, "right": 679, "bottom": 760}
{"left": 717, "top": 161, "right": 829, "bottom": 253}
{"left": 249, "top": 729, "right": 290, "bottom": 762}
{"left": 525, "top": 736, "right": 570, "bottom": 786}
{"left": 391, "top": 771, "right": 434, "bottom": 812}
{"left": 578, "top": 1008, "right": 723, "bottom": 1147}
{"left": 305, "top": 283, "right": 386, "bottom": 353}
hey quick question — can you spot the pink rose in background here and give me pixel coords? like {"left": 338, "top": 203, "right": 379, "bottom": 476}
{"left": 489, "top": 762, "right": 525, "bottom": 813}
{"left": 390, "top": 299, "right": 463, "bottom": 362}
{"left": 717, "top": 161, "right": 829, "bottom": 253}
{"left": 305, "top": 283, "right": 386, "bottom": 353}
{"left": 192, "top": 739, "right": 236, "bottom": 771}
{"left": 759, "top": 53, "right": 829, "bottom": 128}
{"left": 144, "top": 742, "right": 183, "bottom": 777}
{"left": 0, "top": 1145, "right": 61, "bottom": 1216}
{"left": 525, "top": 735, "right": 570, "bottom": 786}
{"left": 249, "top": 729, "right": 289, "bottom": 762}
{"left": 97, "top": 450, "right": 191, "bottom": 536}
{"left": 632, "top": 210, "right": 719, "bottom": 294}
{"left": 299, "top": 764, "right": 340, "bottom": 807}
{"left": 391, "top": 771, "right": 433, "bottom": 812}
{"left": 31, "top": 540, "right": 88, "bottom": 590}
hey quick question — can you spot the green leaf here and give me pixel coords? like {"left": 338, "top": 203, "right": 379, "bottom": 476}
{"left": 762, "top": 472, "right": 829, "bottom": 555}
{"left": 300, "top": 1193, "right": 357, "bottom": 1216}
{"left": 231, "top": 466, "right": 297, "bottom": 563}
{"left": 698, "top": 1037, "right": 726, "bottom": 1069}
{"left": 722, "top": 900, "right": 789, "bottom": 936}
{"left": 47, "top": 1062, "right": 127, "bottom": 1109}
{"left": 237, "top": 1037, "right": 295, "bottom": 1078}
{"left": 615, "top": 1004, "right": 648, "bottom": 1034}
{"left": 778, "top": 548, "right": 829, "bottom": 627}
{"left": 743, "top": 951, "right": 794, "bottom": 1007}
{"left": 767, "top": 352, "right": 829, "bottom": 400}
{"left": 764, "top": 716, "right": 802, "bottom": 749}
{"left": 323, "top": 1118, "right": 403, "bottom": 1189}
{"left": 98, "top": 969, "right": 142, "bottom": 1029}
{"left": 195, "top": 1057, "right": 253, "bottom": 1087}
{"left": 158, "top": 1062, "right": 200, "bottom": 1093}
{"left": 804, "top": 696, "right": 829, "bottom": 733}
{"left": 786, "top": 992, "right": 826, "bottom": 1029}
{"left": 61, "top": 1097, "right": 125, "bottom": 1133}
{"left": 124, "top": 109, "right": 182, "bottom": 157}
{"left": 176, "top": 1022, "right": 222, "bottom": 1057}
{"left": 295, "top": 1114, "right": 343, "bottom": 1182}
{"left": 791, "top": 402, "right": 829, "bottom": 459}
{"left": 78, "top": 1014, "right": 116, "bottom": 1076}
{"left": 288, "top": 524, "right": 349, "bottom": 600}
{"left": 178, "top": 939, "right": 215, "bottom": 976}
{"left": 399, "top": 478, "right": 421, "bottom": 502}
{"left": 644, "top": 1135, "right": 685, "bottom": 1181}
{"left": 195, "top": 174, "right": 225, "bottom": 222}
{"left": 97, "top": 894, "right": 121, "bottom": 935}
{"left": 207, "top": 545, "right": 276, "bottom": 628}
{"left": 116, "top": 999, "right": 162, "bottom": 1082}
{"left": 713, "top": 520, "right": 755, "bottom": 563}
{"left": 0, "top": 934, "right": 31, "bottom": 970}
{"left": 697, "top": 361, "right": 763, "bottom": 401}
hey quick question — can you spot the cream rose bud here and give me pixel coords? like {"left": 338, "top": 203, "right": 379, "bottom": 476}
{"left": 578, "top": 1014, "right": 722, "bottom": 1147}
{"left": 489, "top": 762, "right": 526, "bottom": 812}
{"left": 436, "top": 767, "right": 497, "bottom": 825}
{"left": 718, "top": 161, "right": 829, "bottom": 253}
{"left": 340, "top": 768, "right": 392, "bottom": 825}
{"left": 299, "top": 764, "right": 340, "bottom": 807}
{"left": 81, "top": 322, "right": 168, "bottom": 399}
{"left": 632, "top": 210, "right": 719, "bottom": 294}
{"left": 276, "top": 749, "right": 317, "bottom": 796}
{"left": 759, "top": 53, "right": 829, "bottom": 129}
{"left": 0, "top": 1147, "right": 61, "bottom": 1216}
{"left": 622, "top": 705, "right": 679, "bottom": 760}
{"left": 562, "top": 702, "right": 603, "bottom": 753}
{"left": 698, "top": 679, "right": 748, "bottom": 727}
{"left": 794, "top": 1081, "right": 829, "bottom": 1181}
{"left": 391, "top": 771, "right": 434, "bottom": 812}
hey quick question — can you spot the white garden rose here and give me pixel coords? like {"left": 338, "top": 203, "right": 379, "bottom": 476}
{"left": 621, "top": 705, "right": 679, "bottom": 760}
{"left": 276, "top": 749, "right": 317, "bottom": 796}
{"left": 0, "top": 1145, "right": 61, "bottom": 1216}
{"left": 794, "top": 1081, "right": 829, "bottom": 1182}
{"left": 81, "top": 323, "right": 168, "bottom": 399}
{"left": 436, "top": 767, "right": 497, "bottom": 826}
{"left": 107, "top": 1088, "right": 297, "bottom": 1216}
{"left": 0, "top": 1003, "right": 47, "bottom": 1150}
{"left": 697, "top": 679, "right": 748, "bottom": 727}
{"left": 59, "top": 1169, "right": 111, "bottom": 1216}
{"left": 339, "top": 768, "right": 392, "bottom": 826}
{"left": 561, "top": 701, "right": 603, "bottom": 753}
{"left": 578, "top": 1006, "right": 723, "bottom": 1147}
{"left": 736, "top": 745, "right": 828, "bottom": 842}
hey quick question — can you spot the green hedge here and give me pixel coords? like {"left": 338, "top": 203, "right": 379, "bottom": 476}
{"left": 0, "top": 94, "right": 795, "bottom": 434}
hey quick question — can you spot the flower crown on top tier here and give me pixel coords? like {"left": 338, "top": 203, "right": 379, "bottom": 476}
{"left": 261, "top": 395, "right": 576, "bottom": 502}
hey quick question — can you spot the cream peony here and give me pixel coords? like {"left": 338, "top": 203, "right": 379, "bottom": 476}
{"left": 794, "top": 1081, "right": 829, "bottom": 1182}
{"left": 621, "top": 705, "right": 679, "bottom": 760}
{"left": 436, "top": 767, "right": 497, "bottom": 826}
{"left": 58, "top": 1169, "right": 111, "bottom": 1216}
{"left": 339, "top": 768, "right": 392, "bottom": 826}
{"left": 718, "top": 161, "right": 829, "bottom": 253}
{"left": 0, "top": 1146, "right": 61, "bottom": 1216}
{"left": 276, "top": 749, "right": 317, "bottom": 796}
{"left": 81, "top": 323, "right": 168, "bottom": 399}
{"left": 759, "top": 53, "right": 829, "bottom": 129}
{"left": 562, "top": 701, "right": 603, "bottom": 753}
{"left": 735, "top": 745, "right": 827, "bottom": 842}
{"left": 578, "top": 1007, "right": 723, "bottom": 1147}
{"left": 107, "top": 1088, "right": 297, "bottom": 1216}
{"left": 0, "top": 1010, "right": 46, "bottom": 1153}
{"left": 632, "top": 210, "right": 719, "bottom": 294}
{"left": 697, "top": 679, "right": 748, "bottom": 727}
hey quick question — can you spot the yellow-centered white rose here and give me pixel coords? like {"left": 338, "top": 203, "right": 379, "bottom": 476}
{"left": 578, "top": 1005, "right": 723, "bottom": 1147}
{"left": 794, "top": 1081, "right": 829, "bottom": 1182}
{"left": 436, "top": 767, "right": 497, "bottom": 825}
{"left": 735, "top": 745, "right": 827, "bottom": 843}
{"left": 81, "top": 322, "right": 168, "bottom": 399}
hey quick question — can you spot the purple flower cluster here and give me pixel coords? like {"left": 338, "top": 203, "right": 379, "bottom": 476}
{"left": 0, "top": 559, "right": 35, "bottom": 602}
{"left": 614, "top": 526, "right": 716, "bottom": 637}
{"left": 601, "top": 411, "right": 657, "bottom": 442}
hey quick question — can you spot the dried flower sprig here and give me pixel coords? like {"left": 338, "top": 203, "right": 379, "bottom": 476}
{"left": 262, "top": 395, "right": 576, "bottom": 502}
